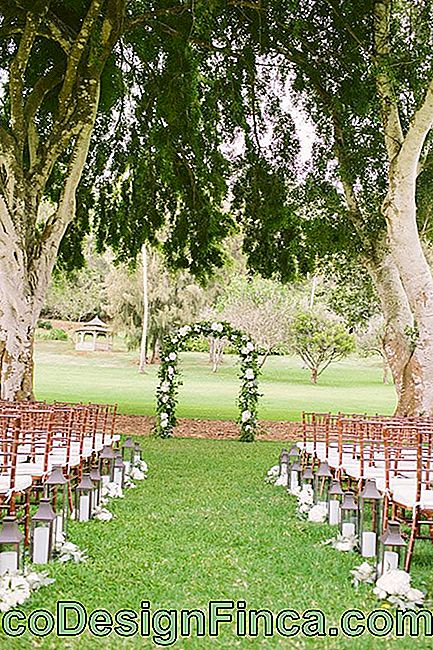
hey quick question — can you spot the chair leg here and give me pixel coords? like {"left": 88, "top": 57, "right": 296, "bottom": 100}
{"left": 24, "top": 489, "right": 31, "bottom": 546}
{"left": 383, "top": 495, "right": 390, "bottom": 532}
{"left": 67, "top": 478, "right": 74, "bottom": 513}
{"left": 405, "top": 518, "right": 418, "bottom": 573}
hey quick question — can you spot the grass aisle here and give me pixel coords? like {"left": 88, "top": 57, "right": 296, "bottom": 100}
{"left": 3, "top": 439, "right": 432, "bottom": 649}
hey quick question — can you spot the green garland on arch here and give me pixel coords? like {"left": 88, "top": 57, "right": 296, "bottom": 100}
{"left": 155, "top": 321, "right": 261, "bottom": 441}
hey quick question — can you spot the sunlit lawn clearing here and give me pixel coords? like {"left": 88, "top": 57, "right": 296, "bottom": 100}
{"left": 34, "top": 342, "right": 396, "bottom": 420}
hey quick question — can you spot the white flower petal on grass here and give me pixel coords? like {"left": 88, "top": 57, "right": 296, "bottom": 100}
{"left": 274, "top": 474, "right": 287, "bottom": 487}
{"left": 136, "top": 460, "right": 148, "bottom": 473}
{"left": 375, "top": 569, "right": 411, "bottom": 596}
{"left": 0, "top": 568, "right": 56, "bottom": 612}
{"left": 372, "top": 587, "right": 388, "bottom": 599}
{"left": 308, "top": 503, "right": 328, "bottom": 523}
{"left": 101, "top": 482, "right": 124, "bottom": 499}
{"left": 129, "top": 468, "right": 145, "bottom": 481}
{"left": 351, "top": 562, "right": 376, "bottom": 587}
{"left": 93, "top": 506, "right": 114, "bottom": 522}
{"left": 406, "top": 588, "right": 425, "bottom": 605}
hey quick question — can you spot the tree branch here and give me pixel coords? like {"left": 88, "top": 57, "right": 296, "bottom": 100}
{"left": 124, "top": 4, "right": 191, "bottom": 32}
{"left": 9, "top": 2, "right": 48, "bottom": 151}
{"left": 57, "top": 0, "right": 104, "bottom": 117}
{"left": 398, "top": 77, "right": 433, "bottom": 178}
{"left": 373, "top": 0, "right": 404, "bottom": 162}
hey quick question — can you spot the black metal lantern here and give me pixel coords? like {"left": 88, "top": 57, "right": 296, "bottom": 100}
{"left": 113, "top": 453, "right": 125, "bottom": 488}
{"left": 314, "top": 461, "right": 332, "bottom": 505}
{"left": 30, "top": 498, "right": 56, "bottom": 564}
{"left": 358, "top": 479, "right": 383, "bottom": 558}
{"left": 89, "top": 466, "right": 102, "bottom": 509}
{"left": 122, "top": 437, "right": 134, "bottom": 473}
{"left": 289, "top": 460, "right": 302, "bottom": 492}
{"left": 378, "top": 520, "right": 406, "bottom": 576}
{"left": 340, "top": 492, "right": 358, "bottom": 538}
{"left": 279, "top": 449, "right": 289, "bottom": 476}
{"left": 301, "top": 465, "right": 314, "bottom": 489}
{"left": 328, "top": 479, "right": 344, "bottom": 525}
{"left": 75, "top": 474, "right": 95, "bottom": 522}
{"left": 0, "top": 516, "right": 24, "bottom": 574}
{"left": 288, "top": 445, "right": 300, "bottom": 467}
{"left": 43, "top": 466, "right": 69, "bottom": 544}
{"left": 99, "top": 445, "right": 115, "bottom": 486}
{"left": 133, "top": 442, "right": 142, "bottom": 465}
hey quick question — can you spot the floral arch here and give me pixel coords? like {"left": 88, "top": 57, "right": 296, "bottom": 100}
{"left": 155, "top": 321, "right": 260, "bottom": 441}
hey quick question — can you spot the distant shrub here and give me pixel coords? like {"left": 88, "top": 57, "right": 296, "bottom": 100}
{"left": 37, "top": 328, "right": 68, "bottom": 341}
{"left": 37, "top": 320, "right": 53, "bottom": 330}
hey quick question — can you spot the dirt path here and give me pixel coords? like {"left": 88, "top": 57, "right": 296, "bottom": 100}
{"left": 114, "top": 414, "right": 301, "bottom": 441}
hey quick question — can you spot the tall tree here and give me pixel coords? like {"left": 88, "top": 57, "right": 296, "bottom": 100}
{"left": 139, "top": 244, "right": 148, "bottom": 373}
{"left": 234, "top": 0, "right": 433, "bottom": 415}
{"left": 0, "top": 1, "right": 257, "bottom": 398}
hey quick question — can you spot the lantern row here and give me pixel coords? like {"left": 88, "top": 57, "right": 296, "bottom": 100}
{"left": 0, "top": 437, "right": 143, "bottom": 573}
{"left": 280, "top": 447, "right": 406, "bottom": 575}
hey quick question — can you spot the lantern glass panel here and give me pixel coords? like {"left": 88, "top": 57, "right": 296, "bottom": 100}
{"left": 279, "top": 449, "right": 289, "bottom": 476}
{"left": 328, "top": 480, "right": 343, "bottom": 526}
{"left": 89, "top": 467, "right": 102, "bottom": 508}
{"left": 133, "top": 443, "right": 142, "bottom": 465}
{"left": 122, "top": 438, "right": 134, "bottom": 471}
{"left": 313, "top": 462, "right": 332, "bottom": 505}
{"left": 378, "top": 521, "right": 406, "bottom": 576}
{"left": 0, "top": 517, "right": 23, "bottom": 574}
{"left": 301, "top": 466, "right": 314, "bottom": 489}
{"left": 99, "top": 446, "right": 115, "bottom": 485}
{"left": 288, "top": 445, "right": 300, "bottom": 466}
{"left": 113, "top": 456, "right": 125, "bottom": 488}
{"left": 358, "top": 480, "right": 383, "bottom": 558}
{"left": 75, "top": 475, "right": 95, "bottom": 522}
{"left": 44, "top": 467, "right": 69, "bottom": 543}
{"left": 31, "top": 499, "right": 55, "bottom": 565}
{"left": 289, "top": 461, "right": 301, "bottom": 492}
{"left": 340, "top": 492, "right": 358, "bottom": 538}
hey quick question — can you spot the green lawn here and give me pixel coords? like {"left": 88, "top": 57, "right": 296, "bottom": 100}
{"left": 34, "top": 342, "right": 397, "bottom": 420}
{"left": 2, "top": 438, "right": 431, "bottom": 649}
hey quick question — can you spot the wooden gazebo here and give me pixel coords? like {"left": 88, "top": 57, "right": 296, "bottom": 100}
{"left": 75, "top": 316, "right": 112, "bottom": 352}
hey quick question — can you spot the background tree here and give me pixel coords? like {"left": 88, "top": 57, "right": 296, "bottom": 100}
{"left": 356, "top": 315, "right": 390, "bottom": 384}
{"left": 103, "top": 249, "right": 206, "bottom": 361}
{"left": 42, "top": 240, "right": 110, "bottom": 322}
{"left": 232, "top": 0, "right": 433, "bottom": 414}
{"left": 216, "top": 275, "right": 293, "bottom": 367}
{"left": 139, "top": 244, "right": 148, "bottom": 373}
{"left": 289, "top": 307, "right": 355, "bottom": 384}
{"left": 0, "top": 0, "right": 262, "bottom": 398}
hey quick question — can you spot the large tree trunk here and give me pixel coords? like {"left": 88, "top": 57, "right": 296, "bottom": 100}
{"left": 365, "top": 248, "right": 419, "bottom": 415}
{"left": 373, "top": 0, "right": 433, "bottom": 415}
{"left": 0, "top": 1, "right": 124, "bottom": 400}
{"left": 0, "top": 305, "right": 36, "bottom": 401}
{"left": 384, "top": 179, "right": 433, "bottom": 415}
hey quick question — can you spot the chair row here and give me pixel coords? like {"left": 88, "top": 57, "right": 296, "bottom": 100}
{"left": 295, "top": 411, "right": 433, "bottom": 571}
{"left": 0, "top": 401, "right": 119, "bottom": 542}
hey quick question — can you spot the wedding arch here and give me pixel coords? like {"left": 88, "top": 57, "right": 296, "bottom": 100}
{"left": 155, "top": 321, "right": 260, "bottom": 441}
